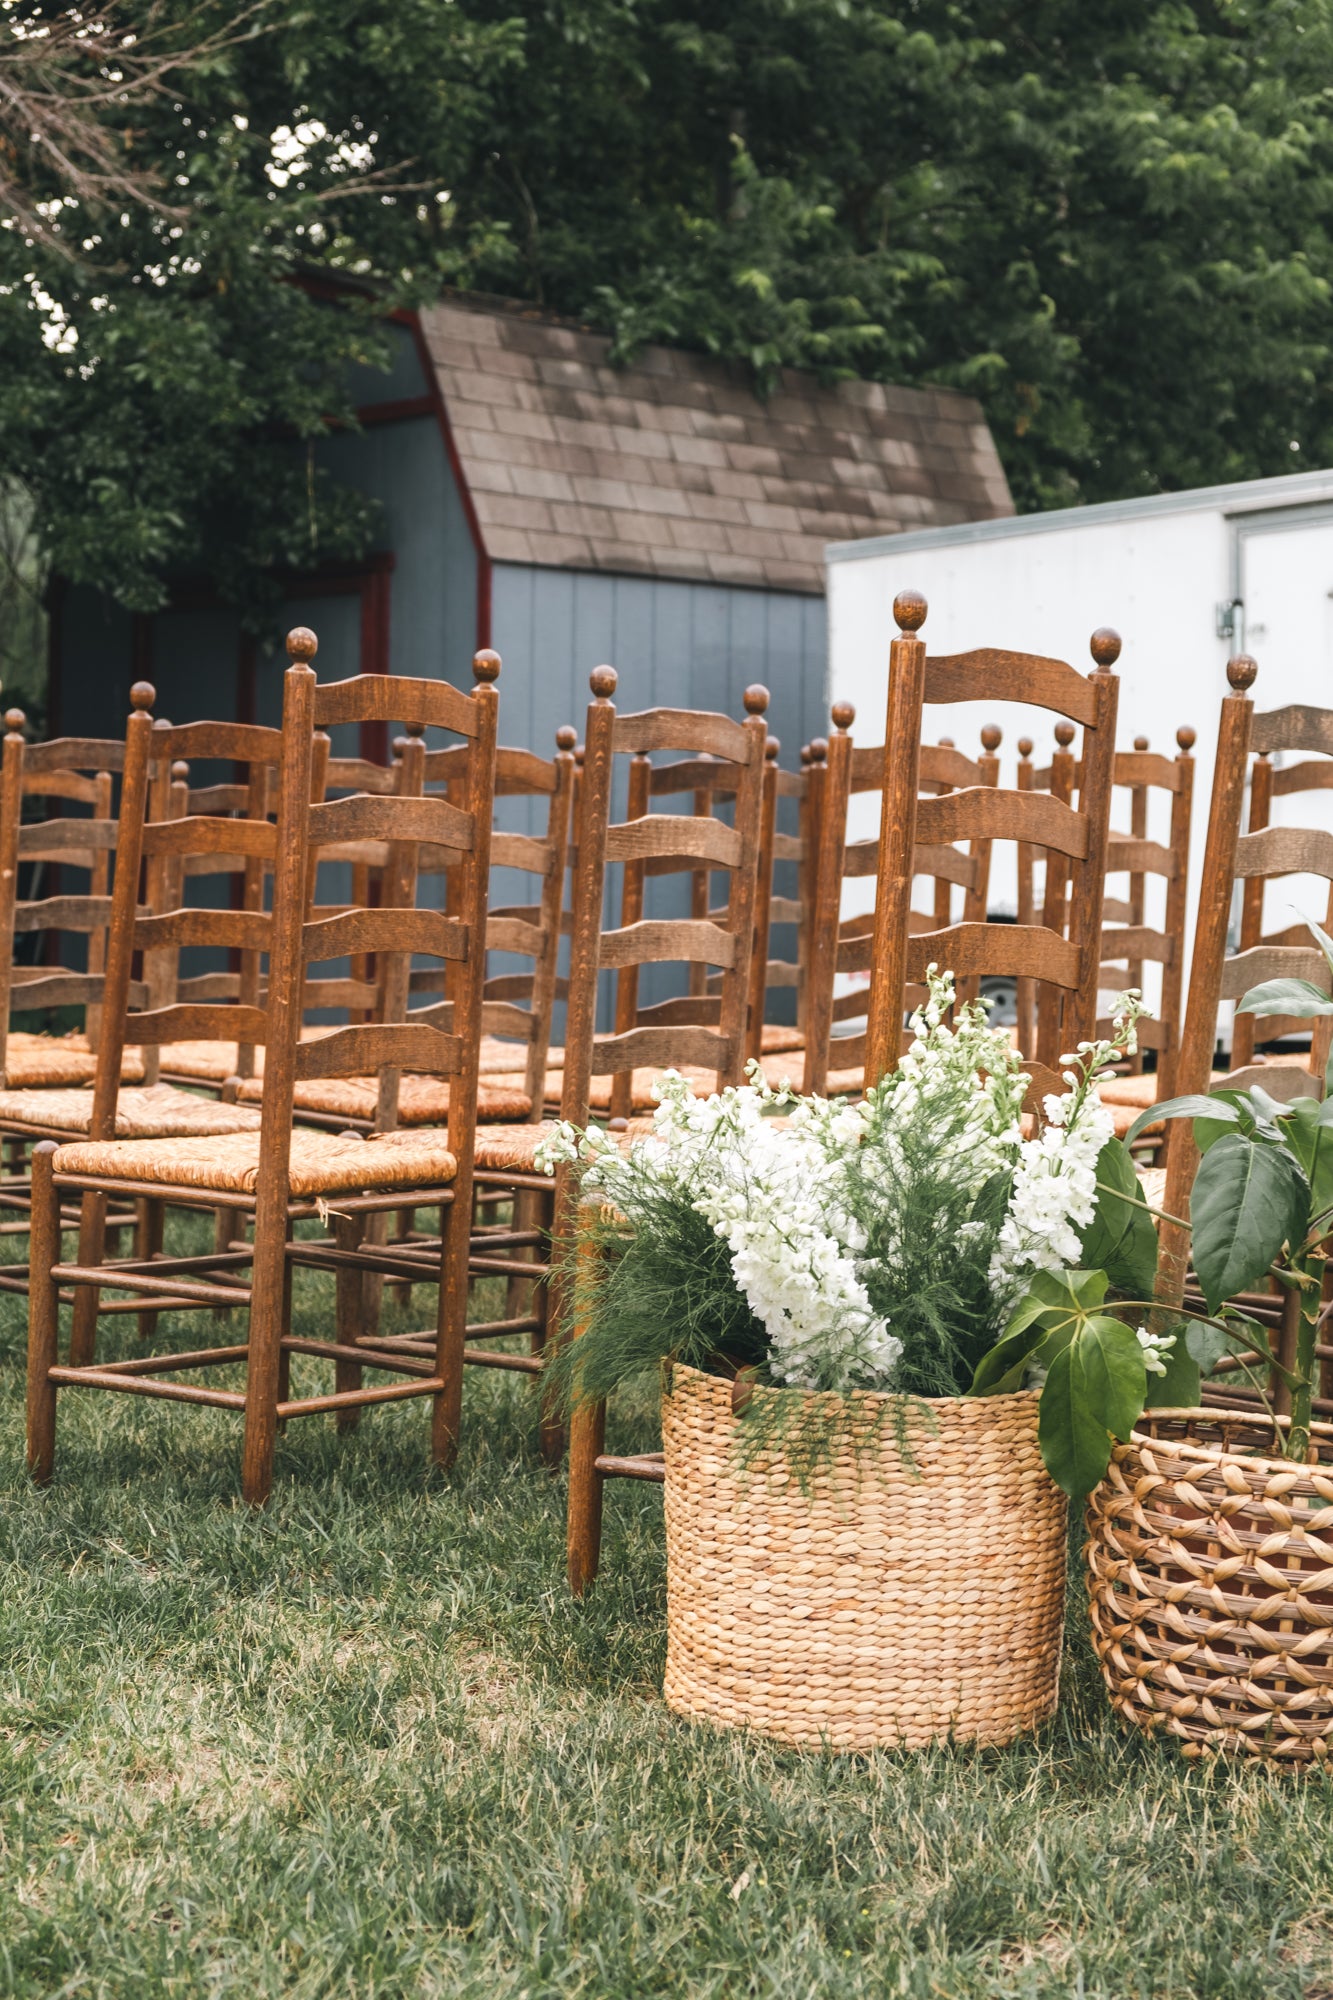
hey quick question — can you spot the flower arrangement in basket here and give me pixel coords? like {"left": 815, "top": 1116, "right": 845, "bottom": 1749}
{"left": 1084, "top": 920, "right": 1333, "bottom": 1764}
{"left": 541, "top": 970, "right": 1175, "bottom": 1750}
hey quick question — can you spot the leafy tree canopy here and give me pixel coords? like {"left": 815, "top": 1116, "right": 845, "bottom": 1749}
{"left": 4, "top": 0, "right": 1333, "bottom": 630}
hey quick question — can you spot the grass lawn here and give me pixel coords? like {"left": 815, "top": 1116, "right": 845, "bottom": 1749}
{"left": 0, "top": 1220, "right": 1331, "bottom": 1998}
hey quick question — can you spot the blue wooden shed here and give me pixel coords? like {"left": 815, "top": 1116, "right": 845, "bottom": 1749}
{"left": 49, "top": 292, "right": 1013, "bottom": 764}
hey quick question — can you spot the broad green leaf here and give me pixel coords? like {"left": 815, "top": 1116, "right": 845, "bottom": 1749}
{"left": 1127, "top": 1094, "right": 1238, "bottom": 1146}
{"left": 1184, "top": 1320, "right": 1231, "bottom": 1374}
{"left": 1195, "top": 1116, "right": 1243, "bottom": 1156}
{"left": 969, "top": 1322, "right": 1047, "bottom": 1397}
{"left": 970, "top": 1269, "right": 1107, "bottom": 1396}
{"left": 1236, "top": 977, "right": 1333, "bottom": 1019}
{"left": 1038, "top": 1342, "right": 1115, "bottom": 1499}
{"left": 1191, "top": 1133, "right": 1311, "bottom": 1314}
{"left": 1077, "top": 1315, "right": 1148, "bottom": 1439}
{"left": 1308, "top": 916, "right": 1333, "bottom": 973}
{"left": 1079, "top": 1137, "right": 1158, "bottom": 1296}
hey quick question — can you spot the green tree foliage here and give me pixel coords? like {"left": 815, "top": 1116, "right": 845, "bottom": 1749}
{"left": 4, "top": 0, "right": 1333, "bottom": 620}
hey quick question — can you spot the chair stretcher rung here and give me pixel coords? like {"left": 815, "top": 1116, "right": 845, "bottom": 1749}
{"left": 594, "top": 1452, "right": 666, "bottom": 1482}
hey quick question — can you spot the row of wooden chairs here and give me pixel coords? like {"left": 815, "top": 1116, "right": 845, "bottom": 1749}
{"left": 11, "top": 594, "right": 1329, "bottom": 1581}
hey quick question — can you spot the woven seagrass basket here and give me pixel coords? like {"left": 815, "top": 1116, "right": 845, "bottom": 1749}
{"left": 661, "top": 1366, "right": 1067, "bottom": 1751}
{"left": 1086, "top": 1409, "right": 1333, "bottom": 1764}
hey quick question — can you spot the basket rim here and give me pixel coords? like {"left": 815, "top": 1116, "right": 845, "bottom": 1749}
{"left": 666, "top": 1360, "right": 1041, "bottom": 1417}
{"left": 1126, "top": 1405, "right": 1333, "bottom": 1479}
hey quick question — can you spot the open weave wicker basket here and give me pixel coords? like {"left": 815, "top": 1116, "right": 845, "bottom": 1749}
{"left": 1086, "top": 1409, "right": 1333, "bottom": 1764}
{"left": 661, "top": 1366, "right": 1067, "bottom": 1751}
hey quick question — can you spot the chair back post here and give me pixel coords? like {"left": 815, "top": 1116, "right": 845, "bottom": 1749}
{"left": 608, "top": 744, "right": 654, "bottom": 1122}
{"left": 559, "top": 668, "right": 618, "bottom": 1136}
{"left": 802, "top": 704, "right": 855, "bottom": 1097}
{"left": 241, "top": 635, "right": 318, "bottom": 1506}
{"left": 954, "top": 723, "right": 1001, "bottom": 1004}
{"left": 1157, "top": 654, "right": 1258, "bottom": 1305}
{"left": 83, "top": 766, "right": 116, "bottom": 1052}
{"left": 798, "top": 737, "right": 827, "bottom": 1035}
{"left": 0, "top": 711, "right": 28, "bottom": 1080}
{"left": 1156, "top": 725, "right": 1196, "bottom": 1100}
{"left": 1231, "top": 748, "right": 1274, "bottom": 1076}
{"left": 444, "top": 650, "right": 500, "bottom": 1164}
{"left": 1014, "top": 734, "right": 1036, "bottom": 1057}
{"left": 745, "top": 732, "right": 781, "bottom": 1065}
{"left": 1066, "top": 630, "right": 1122, "bottom": 1051}
{"left": 865, "top": 591, "right": 930, "bottom": 1082}
{"left": 139, "top": 756, "right": 190, "bottom": 1087}
{"left": 87, "top": 684, "right": 157, "bottom": 1143}
{"left": 373, "top": 722, "right": 427, "bottom": 1132}
{"left": 523, "top": 724, "right": 577, "bottom": 1113}
{"left": 719, "top": 686, "right": 770, "bottom": 1078}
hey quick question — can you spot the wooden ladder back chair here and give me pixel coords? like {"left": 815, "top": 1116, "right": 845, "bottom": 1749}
{"left": 408, "top": 722, "right": 577, "bottom": 1106}
{"left": 1229, "top": 708, "right": 1333, "bottom": 1079}
{"left": 1153, "top": 658, "right": 1333, "bottom": 1420}
{"left": 562, "top": 667, "right": 770, "bottom": 1594}
{"left": 0, "top": 711, "right": 130, "bottom": 1089}
{"left": 155, "top": 723, "right": 325, "bottom": 1088}
{"left": 800, "top": 709, "right": 1002, "bottom": 1098}
{"left": 27, "top": 632, "right": 501, "bottom": 1503}
{"left": 0, "top": 716, "right": 142, "bottom": 1260}
{"left": 862, "top": 591, "right": 1121, "bottom": 1101}
{"left": 1093, "top": 730, "right": 1195, "bottom": 1112}
{"left": 1019, "top": 727, "right": 1194, "bottom": 1081}
{"left": 648, "top": 729, "right": 786, "bottom": 1069}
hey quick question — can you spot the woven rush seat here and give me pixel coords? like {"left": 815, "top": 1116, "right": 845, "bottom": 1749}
{"left": 541, "top": 1064, "right": 722, "bottom": 1113}
{"left": 473, "top": 1117, "right": 657, "bottom": 1172}
{"left": 0, "top": 1082, "right": 262, "bottom": 1138}
{"left": 157, "top": 1025, "right": 341, "bottom": 1083}
{"left": 51, "top": 1124, "right": 458, "bottom": 1196}
{"left": 1097, "top": 1071, "right": 1159, "bottom": 1109}
{"left": 3, "top": 1032, "right": 144, "bottom": 1088}
{"left": 233, "top": 1073, "right": 531, "bottom": 1122}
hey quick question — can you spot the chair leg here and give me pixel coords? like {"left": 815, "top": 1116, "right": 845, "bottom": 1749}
{"left": 565, "top": 1228, "right": 605, "bottom": 1592}
{"left": 334, "top": 1212, "right": 364, "bottom": 1431}
{"left": 432, "top": 1187, "right": 469, "bottom": 1470}
{"left": 26, "top": 1142, "right": 61, "bottom": 1484}
{"left": 241, "top": 1204, "right": 288, "bottom": 1507}
{"left": 566, "top": 1397, "right": 606, "bottom": 1595}
{"left": 529, "top": 1186, "right": 564, "bottom": 1469}
{"left": 135, "top": 1196, "right": 164, "bottom": 1342}
{"left": 275, "top": 1252, "right": 294, "bottom": 1423}
{"left": 67, "top": 1188, "right": 106, "bottom": 1368}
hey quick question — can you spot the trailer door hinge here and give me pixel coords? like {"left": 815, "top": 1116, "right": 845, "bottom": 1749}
{"left": 1216, "top": 598, "right": 1242, "bottom": 641}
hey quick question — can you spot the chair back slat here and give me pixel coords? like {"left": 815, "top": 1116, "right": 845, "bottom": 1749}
{"left": 313, "top": 672, "right": 479, "bottom": 739}
{"left": 588, "top": 1024, "right": 734, "bottom": 1074}
{"left": 307, "top": 792, "right": 473, "bottom": 855}
{"left": 924, "top": 648, "right": 1100, "bottom": 723}
{"left": 293, "top": 1022, "right": 464, "bottom": 1081}
{"left": 1250, "top": 705, "right": 1333, "bottom": 757}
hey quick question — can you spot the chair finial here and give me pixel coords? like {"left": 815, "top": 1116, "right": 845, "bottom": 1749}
{"left": 894, "top": 588, "right": 927, "bottom": 632}
{"left": 1133, "top": 735, "right": 1149, "bottom": 752}
{"left": 981, "top": 723, "right": 1002, "bottom": 752}
{"left": 4, "top": 707, "right": 24, "bottom": 735}
{"left": 1176, "top": 724, "right": 1197, "bottom": 751}
{"left": 743, "top": 684, "right": 769, "bottom": 716}
{"left": 286, "top": 627, "right": 318, "bottom": 663}
{"left": 1090, "top": 627, "right": 1121, "bottom": 669}
{"left": 1017, "top": 736, "right": 1033, "bottom": 759}
{"left": 1227, "top": 653, "right": 1258, "bottom": 691}
{"left": 830, "top": 701, "right": 854, "bottom": 733}
{"left": 1054, "top": 721, "right": 1076, "bottom": 748}
{"left": 808, "top": 736, "right": 828, "bottom": 765}
{"left": 589, "top": 666, "right": 617, "bottom": 699}
{"left": 556, "top": 724, "right": 578, "bottom": 752}
{"left": 765, "top": 734, "right": 780, "bottom": 761}
{"left": 472, "top": 649, "right": 501, "bottom": 684}
{"left": 130, "top": 681, "right": 155, "bottom": 711}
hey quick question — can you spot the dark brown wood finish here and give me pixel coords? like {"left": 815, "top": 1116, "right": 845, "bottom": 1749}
{"left": 26, "top": 632, "right": 502, "bottom": 1504}
{"left": 562, "top": 669, "right": 770, "bottom": 1594}
{"left": 863, "top": 595, "right": 1120, "bottom": 1092}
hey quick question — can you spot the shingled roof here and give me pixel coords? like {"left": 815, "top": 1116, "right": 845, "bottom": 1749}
{"left": 418, "top": 296, "right": 1012, "bottom": 594}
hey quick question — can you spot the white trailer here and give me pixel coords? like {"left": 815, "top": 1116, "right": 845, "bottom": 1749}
{"left": 826, "top": 467, "right": 1333, "bottom": 1035}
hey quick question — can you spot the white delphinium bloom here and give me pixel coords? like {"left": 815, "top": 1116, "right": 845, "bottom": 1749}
{"left": 1135, "top": 1325, "right": 1176, "bottom": 1377}
{"left": 990, "top": 991, "right": 1146, "bottom": 1302}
